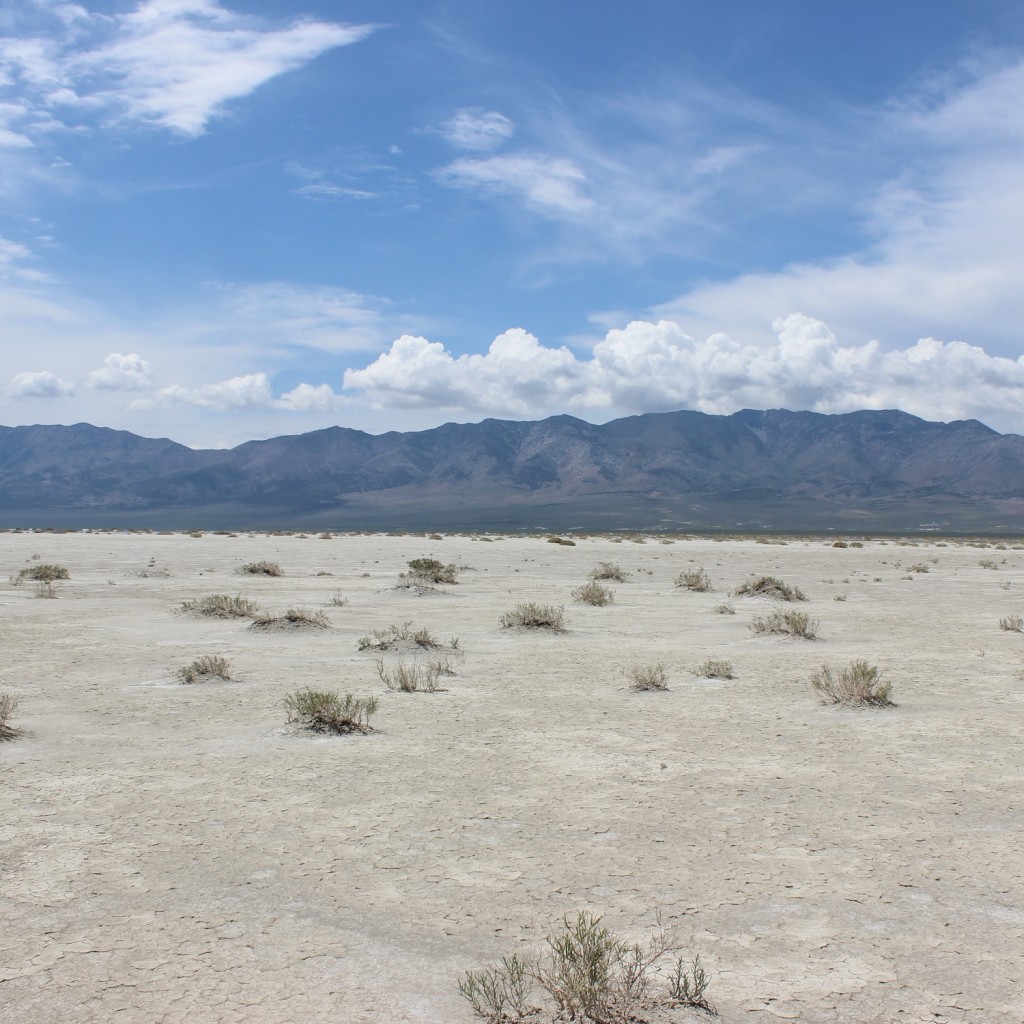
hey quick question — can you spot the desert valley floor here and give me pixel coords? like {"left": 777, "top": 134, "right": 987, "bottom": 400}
{"left": 2, "top": 530, "right": 1022, "bottom": 1023}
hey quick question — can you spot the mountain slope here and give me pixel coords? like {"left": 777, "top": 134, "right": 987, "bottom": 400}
{"left": 1, "top": 409, "right": 1022, "bottom": 531}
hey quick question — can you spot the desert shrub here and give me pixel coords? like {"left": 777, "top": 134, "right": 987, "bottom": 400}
{"left": 694, "top": 658, "right": 734, "bottom": 679}
{"left": 735, "top": 575, "right": 806, "bottom": 601}
{"left": 668, "top": 955, "right": 714, "bottom": 1012}
{"left": 589, "top": 562, "right": 625, "bottom": 581}
{"left": 328, "top": 591, "right": 348, "bottom": 606}
{"left": 675, "top": 567, "right": 711, "bottom": 591}
{"left": 547, "top": 536, "right": 576, "bottom": 546}
{"left": 177, "top": 655, "right": 231, "bottom": 684}
{"left": 239, "top": 561, "right": 283, "bottom": 576}
{"left": 181, "top": 594, "right": 259, "bottom": 618}
{"left": 18, "top": 563, "right": 69, "bottom": 582}
{"left": 710, "top": 602, "right": 735, "bottom": 615}
{"left": 979, "top": 559, "right": 999, "bottom": 569}
{"left": 251, "top": 607, "right": 329, "bottom": 630}
{"left": 499, "top": 603, "right": 566, "bottom": 630}
{"left": 0, "top": 692, "right": 19, "bottom": 740}
{"left": 907, "top": 563, "right": 929, "bottom": 573}
{"left": 831, "top": 540, "right": 849, "bottom": 548}
{"left": 405, "top": 557, "right": 458, "bottom": 584}
{"left": 358, "top": 622, "right": 441, "bottom": 651}
{"left": 284, "top": 688, "right": 378, "bottom": 733}
{"left": 628, "top": 663, "right": 668, "bottom": 691}
{"left": 811, "top": 660, "right": 895, "bottom": 706}
{"left": 572, "top": 581, "right": 614, "bottom": 606}
{"left": 376, "top": 658, "right": 445, "bottom": 692}
{"left": 458, "top": 954, "right": 534, "bottom": 1023}
{"left": 750, "top": 610, "right": 819, "bottom": 639}
{"left": 34, "top": 580, "right": 60, "bottom": 599}
{"left": 999, "top": 613, "right": 1023, "bottom": 632}
{"left": 833, "top": 593, "right": 848, "bottom": 602}
{"left": 429, "top": 532, "right": 443, "bottom": 541}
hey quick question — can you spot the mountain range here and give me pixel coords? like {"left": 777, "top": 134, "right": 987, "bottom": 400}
{"left": 1, "top": 408, "right": 1023, "bottom": 533}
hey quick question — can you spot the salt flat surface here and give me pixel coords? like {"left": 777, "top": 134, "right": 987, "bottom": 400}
{"left": 2, "top": 530, "right": 1022, "bottom": 1023}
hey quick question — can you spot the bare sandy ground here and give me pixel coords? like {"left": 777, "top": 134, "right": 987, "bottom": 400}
{"left": 2, "top": 530, "right": 1023, "bottom": 1024}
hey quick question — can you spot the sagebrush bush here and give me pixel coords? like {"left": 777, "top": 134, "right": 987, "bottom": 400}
{"left": 999, "top": 613, "right": 1023, "bottom": 632}
{"left": 0, "top": 692, "right": 19, "bottom": 740}
{"left": 628, "top": 663, "right": 668, "bottom": 691}
{"left": 284, "top": 688, "right": 378, "bottom": 733}
{"left": 34, "top": 580, "right": 59, "bottom": 599}
{"left": 177, "top": 655, "right": 232, "bottom": 684}
{"left": 251, "top": 607, "right": 329, "bottom": 630}
{"left": 458, "top": 954, "right": 533, "bottom": 1023}
{"left": 735, "top": 575, "right": 806, "bottom": 601}
{"left": 572, "top": 581, "right": 614, "bottom": 606}
{"left": 589, "top": 562, "right": 625, "bottom": 582}
{"left": 405, "top": 558, "right": 458, "bottom": 584}
{"left": 694, "top": 658, "right": 734, "bottom": 679}
{"left": 181, "top": 594, "right": 259, "bottom": 618}
{"left": 239, "top": 560, "right": 283, "bottom": 576}
{"left": 811, "top": 660, "right": 895, "bottom": 706}
{"left": 675, "top": 567, "right": 711, "bottom": 592}
{"left": 17, "top": 563, "right": 69, "bottom": 582}
{"left": 500, "top": 603, "right": 566, "bottom": 630}
{"left": 547, "top": 536, "right": 576, "bottom": 546}
{"left": 750, "top": 609, "right": 819, "bottom": 638}
{"left": 710, "top": 602, "right": 735, "bottom": 615}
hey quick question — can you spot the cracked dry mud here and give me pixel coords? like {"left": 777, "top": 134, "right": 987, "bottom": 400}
{"left": 2, "top": 532, "right": 1022, "bottom": 1023}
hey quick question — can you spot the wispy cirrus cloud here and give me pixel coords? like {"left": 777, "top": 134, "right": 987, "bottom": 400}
{"left": 1, "top": 0, "right": 375, "bottom": 140}
{"left": 437, "top": 108, "right": 514, "bottom": 151}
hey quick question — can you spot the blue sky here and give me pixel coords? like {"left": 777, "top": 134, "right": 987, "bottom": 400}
{"left": 3, "top": 0, "right": 1024, "bottom": 447}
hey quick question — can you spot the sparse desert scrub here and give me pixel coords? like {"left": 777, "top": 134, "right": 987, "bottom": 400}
{"left": 284, "top": 688, "right": 378, "bottom": 734}
{"left": 999, "top": 613, "right": 1024, "bottom": 632}
{"left": 405, "top": 557, "right": 458, "bottom": 584}
{"left": 735, "top": 575, "right": 806, "bottom": 601}
{"left": 675, "top": 567, "right": 711, "bottom": 591}
{"left": 694, "top": 658, "right": 734, "bottom": 679}
{"left": 572, "top": 581, "right": 614, "bottom": 606}
{"left": 547, "top": 535, "right": 576, "bottom": 546}
{"left": 832, "top": 540, "right": 849, "bottom": 548}
{"left": 358, "top": 621, "right": 441, "bottom": 651}
{"left": 0, "top": 692, "right": 20, "bottom": 740}
{"left": 251, "top": 607, "right": 329, "bottom": 630}
{"left": 375, "top": 658, "right": 446, "bottom": 692}
{"left": 710, "top": 601, "right": 735, "bottom": 615}
{"left": 627, "top": 662, "right": 668, "bottom": 691}
{"left": 328, "top": 591, "right": 348, "bottom": 606}
{"left": 177, "top": 655, "right": 232, "bottom": 684}
{"left": 500, "top": 603, "right": 566, "bottom": 630}
{"left": 458, "top": 910, "right": 711, "bottom": 1023}
{"left": 907, "top": 562, "right": 930, "bottom": 573}
{"left": 750, "top": 609, "right": 819, "bottom": 638}
{"left": 810, "top": 660, "right": 895, "bottom": 706}
{"left": 239, "top": 560, "right": 283, "bottom": 576}
{"left": 589, "top": 561, "right": 625, "bottom": 581}
{"left": 16, "top": 563, "right": 69, "bottom": 583}
{"left": 34, "top": 580, "right": 60, "bottom": 599}
{"left": 181, "top": 594, "right": 259, "bottom": 618}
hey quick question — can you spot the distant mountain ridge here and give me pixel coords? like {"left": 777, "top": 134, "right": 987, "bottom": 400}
{"left": 1, "top": 408, "right": 1023, "bottom": 532}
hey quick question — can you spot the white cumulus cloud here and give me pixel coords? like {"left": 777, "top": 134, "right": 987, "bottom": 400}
{"left": 156, "top": 372, "right": 273, "bottom": 409}
{"left": 343, "top": 315, "right": 1024, "bottom": 432}
{"left": 7, "top": 369, "right": 74, "bottom": 397}
{"left": 86, "top": 351, "right": 152, "bottom": 390}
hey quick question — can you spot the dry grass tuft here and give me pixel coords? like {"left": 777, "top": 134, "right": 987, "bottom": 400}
{"left": 589, "top": 561, "right": 625, "bottom": 581}
{"left": 750, "top": 609, "right": 819, "bottom": 638}
{"left": 500, "top": 603, "right": 566, "bottom": 630}
{"left": 628, "top": 662, "right": 668, "bottom": 691}
{"left": 811, "top": 660, "right": 895, "bottom": 706}
{"left": 284, "top": 688, "right": 378, "bottom": 733}
{"left": 735, "top": 575, "right": 806, "bottom": 601}
{"left": 999, "top": 613, "right": 1023, "bottom": 632}
{"left": 358, "top": 622, "right": 441, "bottom": 650}
{"left": 0, "top": 692, "right": 20, "bottom": 740}
{"left": 251, "top": 607, "right": 329, "bottom": 630}
{"left": 375, "top": 658, "right": 447, "bottom": 692}
{"left": 694, "top": 658, "right": 734, "bottom": 679}
{"left": 547, "top": 535, "right": 576, "bottom": 546}
{"left": 710, "top": 602, "right": 735, "bottom": 615}
{"left": 239, "top": 561, "right": 283, "bottom": 576}
{"left": 181, "top": 594, "right": 259, "bottom": 618}
{"left": 572, "top": 581, "right": 614, "bottom": 606}
{"left": 405, "top": 557, "right": 458, "bottom": 584}
{"left": 675, "top": 567, "right": 712, "bottom": 591}
{"left": 177, "top": 655, "right": 232, "bottom": 684}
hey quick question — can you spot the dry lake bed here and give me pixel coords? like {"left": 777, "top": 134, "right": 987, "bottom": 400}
{"left": 2, "top": 530, "right": 1023, "bottom": 1023}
